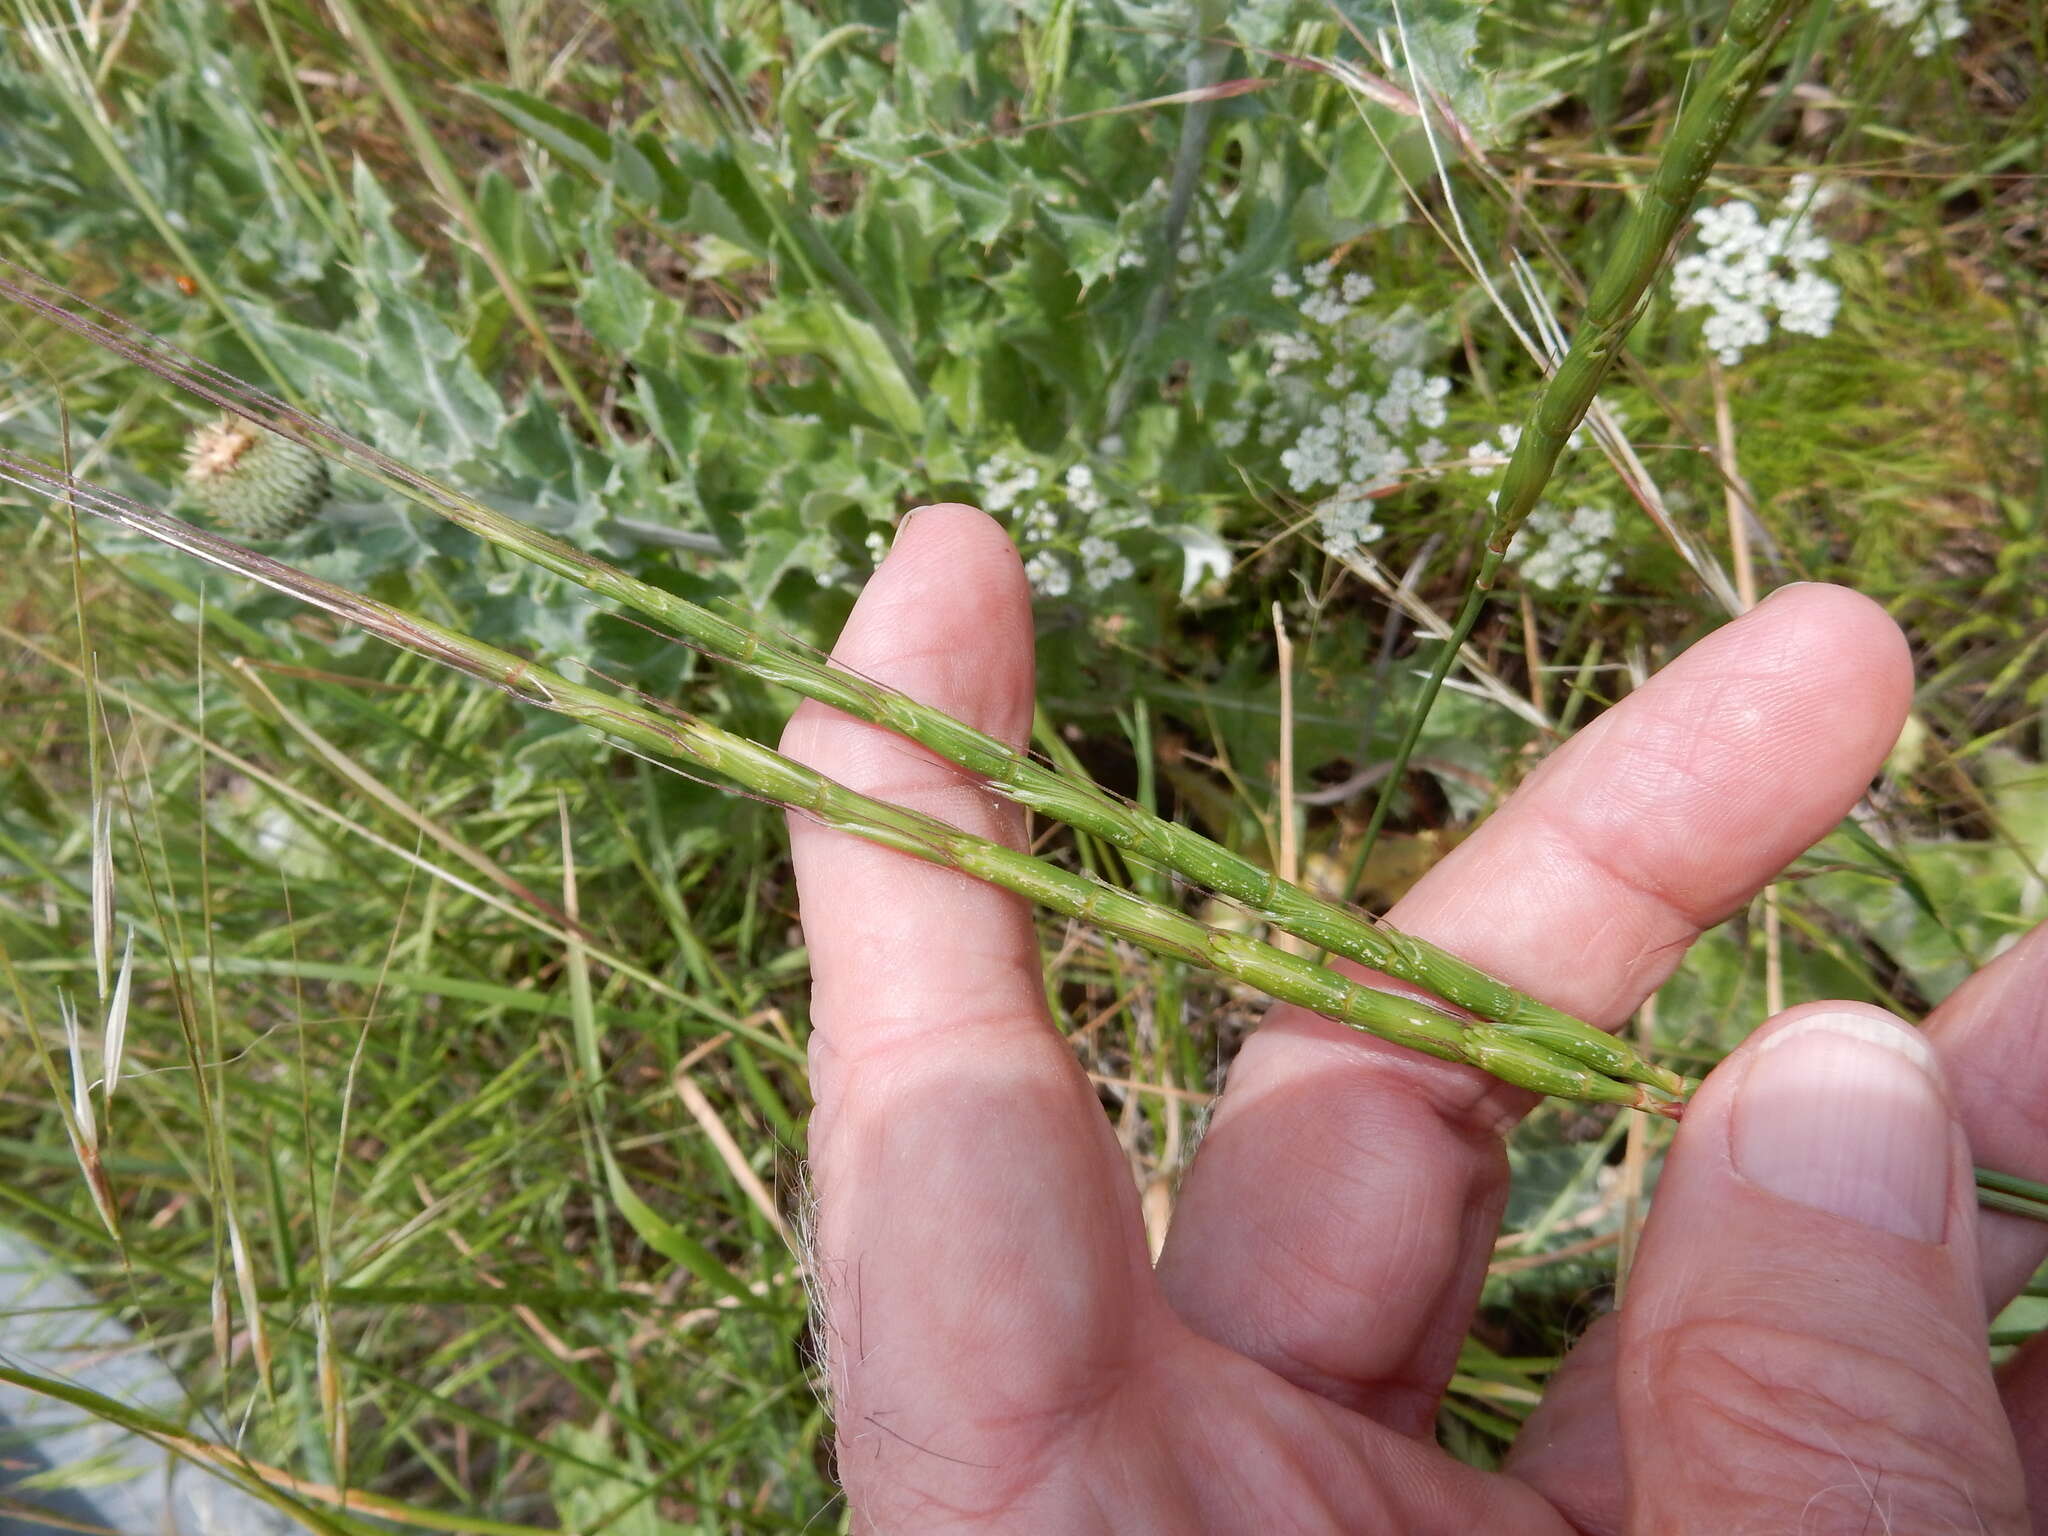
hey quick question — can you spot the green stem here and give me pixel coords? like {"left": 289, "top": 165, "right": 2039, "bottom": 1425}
{"left": 23, "top": 456, "right": 2048, "bottom": 1231}
{"left": 1103, "top": 32, "right": 1231, "bottom": 431}
{"left": 0, "top": 266, "right": 1676, "bottom": 1095}
{"left": 1971, "top": 1167, "right": 2048, "bottom": 1223}
{"left": 1356, "top": 0, "right": 1815, "bottom": 878}
{"left": 5, "top": 453, "right": 1682, "bottom": 1116}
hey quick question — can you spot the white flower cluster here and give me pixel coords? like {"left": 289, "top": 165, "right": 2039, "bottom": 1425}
{"left": 1016, "top": 503, "right": 1059, "bottom": 542}
{"left": 1671, "top": 176, "right": 1841, "bottom": 366}
{"left": 1861, "top": 0, "right": 1967, "bottom": 56}
{"left": 1023, "top": 549, "right": 1071, "bottom": 597}
{"left": 1078, "top": 535, "right": 1135, "bottom": 592}
{"left": 1376, "top": 366, "right": 1451, "bottom": 435}
{"left": 1313, "top": 486, "right": 1386, "bottom": 554}
{"left": 982, "top": 454, "right": 1137, "bottom": 599}
{"left": 981, "top": 453, "right": 1042, "bottom": 515}
{"left": 1510, "top": 503, "right": 1620, "bottom": 592}
{"left": 1224, "top": 262, "right": 1460, "bottom": 558}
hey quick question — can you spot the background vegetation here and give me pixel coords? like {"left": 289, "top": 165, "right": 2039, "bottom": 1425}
{"left": 0, "top": 0, "right": 2041, "bottom": 1527}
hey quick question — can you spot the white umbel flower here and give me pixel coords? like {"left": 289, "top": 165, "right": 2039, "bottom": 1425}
{"left": 1671, "top": 176, "right": 1841, "bottom": 365}
{"left": 1024, "top": 551, "right": 1071, "bottom": 598}
{"left": 1511, "top": 504, "right": 1621, "bottom": 592}
{"left": 1466, "top": 423, "right": 1523, "bottom": 479}
{"left": 980, "top": 454, "right": 1041, "bottom": 514}
{"left": 1063, "top": 464, "right": 1104, "bottom": 514}
{"left": 1016, "top": 503, "right": 1060, "bottom": 543}
{"left": 1315, "top": 487, "right": 1388, "bottom": 558}
{"left": 1861, "top": 0, "right": 1967, "bottom": 55}
{"left": 1079, "top": 535, "right": 1135, "bottom": 592}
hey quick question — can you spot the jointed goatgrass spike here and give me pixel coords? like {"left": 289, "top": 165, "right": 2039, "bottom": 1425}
{"left": 20, "top": 455, "right": 2048, "bottom": 1228}
{"left": 0, "top": 449, "right": 1681, "bottom": 1117}
{"left": 0, "top": 262, "right": 1685, "bottom": 1099}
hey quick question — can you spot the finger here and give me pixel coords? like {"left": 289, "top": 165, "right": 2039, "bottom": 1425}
{"left": 1617, "top": 1004, "right": 2024, "bottom": 1532}
{"left": 1996, "top": 1326, "right": 2048, "bottom": 1524}
{"left": 1924, "top": 921, "right": 2048, "bottom": 1304}
{"left": 1158, "top": 585, "right": 1912, "bottom": 1430}
{"left": 1512, "top": 917, "right": 2048, "bottom": 1527}
{"left": 782, "top": 506, "right": 1044, "bottom": 1116}
{"left": 1505, "top": 1317, "right": 1626, "bottom": 1536}
{"left": 782, "top": 507, "right": 1157, "bottom": 1517}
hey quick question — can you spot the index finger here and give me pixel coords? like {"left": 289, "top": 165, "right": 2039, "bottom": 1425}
{"left": 780, "top": 507, "right": 1157, "bottom": 1519}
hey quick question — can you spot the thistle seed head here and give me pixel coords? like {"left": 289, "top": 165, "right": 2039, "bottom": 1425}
{"left": 182, "top": 417, "right": 329, "bottom": 538}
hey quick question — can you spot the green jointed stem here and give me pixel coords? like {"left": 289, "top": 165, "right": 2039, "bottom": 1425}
{"left": 0, "top": 273, "right": 1682, "bottom": 1096}
{"left": 414, "top": 506, "right": 1676, "bottom": 1095}
{"left": 311, "top": 483, "right": 1645, "bottom": 1064}
{"left": 1354, "top": 0, "right": 1816, "bottom": 876}
{"left": 26, "top": 463, "right": 2048, "bottom": 1226}
{"left": 1491, "top": 0, "right": 1811, "bottom": 547}
{"left": 6, "top": 460, "right": 1680, "bottom": 1116}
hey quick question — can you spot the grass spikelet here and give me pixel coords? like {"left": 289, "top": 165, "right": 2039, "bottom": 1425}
{"left": 100, "top": 930, "right": 133, "bottom": 1128}
{"left": 57, "top": 993, "right": 119, "bottom": 1237}
{"left": 58, "top": 993, "right": 95, "bottom": 1150}
{"left": 315, "top": 1304, "right": 347, "bottom": 1486}
{"left": 211, "top": 1270, "right": 231, "bottom": 1380}
{"left": 225, "top": 1206, "right": 274, "bottom": 1393}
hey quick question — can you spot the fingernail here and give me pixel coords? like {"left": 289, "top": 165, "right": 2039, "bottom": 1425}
{"left": 1731, "top": 1012, "right": 1951, "bottom": 1243}
{"left": 1759, "top": 580, "right": 1816, "bottom": 604}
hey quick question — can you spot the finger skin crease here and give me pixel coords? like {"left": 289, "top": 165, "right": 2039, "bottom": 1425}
{"left": 807, "top": 1010, "right": 1080, "bottom": 1170}
{"left": 1525, "top": 796, "right": 1727, "bottom": 942}
{"left": 1630, "top": 1323, "right": 2025, "bottom": 1532}
{"left": 810, "top": 990, "right": 1049, "bottom": 1054}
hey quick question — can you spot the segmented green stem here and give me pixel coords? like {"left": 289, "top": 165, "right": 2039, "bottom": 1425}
{"left": 1355, "top": 0, "right": 1815, "bottom": 873}
{"left": 317, "top": 480, "right": 1655, "bottom": 1067}
{"left": 33, "top": 460, "right": 2048, "bottom": 1232}
{"left": 412, "top": 511, "right": 1676, "bottom": 1093}
{"left": 0, "top": 271, "right": 1683, "bottom": 1092}
{"left": 4, "top": 455, "right": 1683, "bottom": 1115}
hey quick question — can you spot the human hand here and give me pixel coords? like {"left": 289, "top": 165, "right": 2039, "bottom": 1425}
{"left": 781, "top": 506, "right": 2048, "bottom": 1533}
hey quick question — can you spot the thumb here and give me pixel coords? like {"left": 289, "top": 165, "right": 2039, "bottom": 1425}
{"left": 1618, "top": 1004, "right": 2026, "bottom": 1533}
